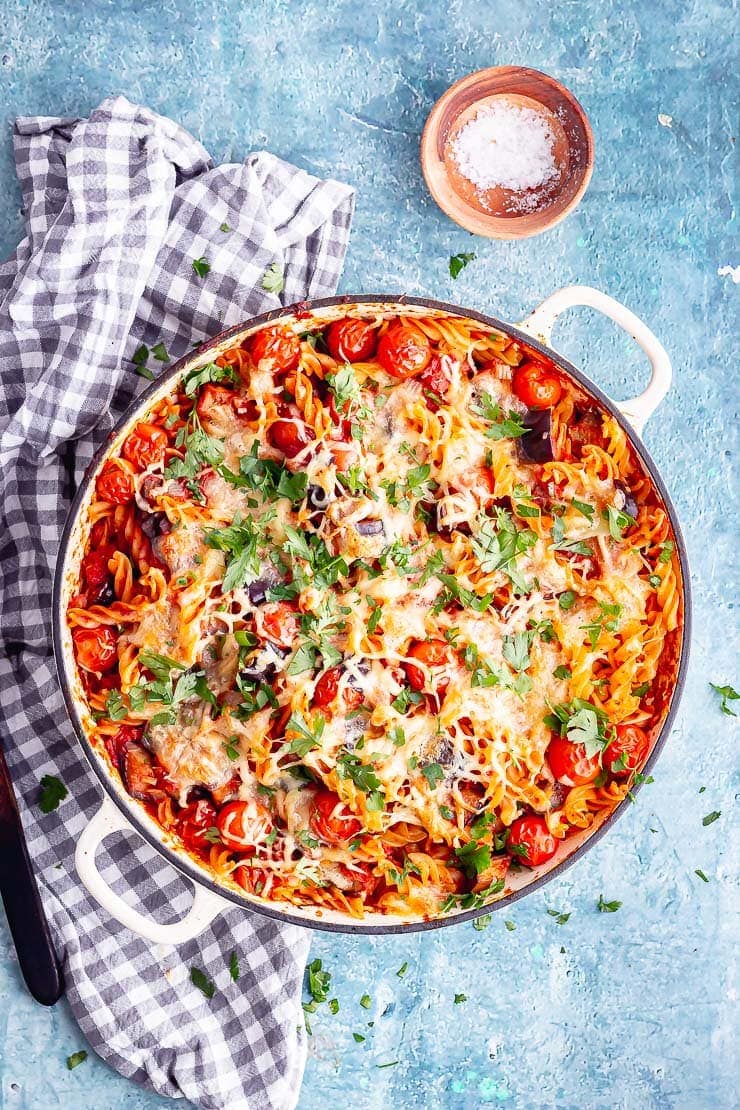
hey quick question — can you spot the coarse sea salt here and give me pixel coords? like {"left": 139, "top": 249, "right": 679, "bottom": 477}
{"left": 451, "top": 102, "right": 558, "bottom": 195}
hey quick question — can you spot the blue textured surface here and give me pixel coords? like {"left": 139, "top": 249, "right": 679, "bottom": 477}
{"left": 0, "top": 2, "right": 737, "bottom": 1108}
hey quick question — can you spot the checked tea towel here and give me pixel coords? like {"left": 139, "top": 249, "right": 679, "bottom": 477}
{"left": 0, "top": 95, "right": 354, "bottom": 1109}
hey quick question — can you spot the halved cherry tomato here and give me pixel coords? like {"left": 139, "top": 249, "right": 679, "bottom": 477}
{"left": 419, "top": 354, "right": 454, "bottom": 409}
{"left": 81, "top": 545, "right": 115, "bottom": 591}
{"left": 603, "top": 723, "right": 649, "bottom": 778}
{"left": 260, "top": 601, "right": 300, "bottom": 648}
{"left": 217, "top": 799, "right": 274, "bottom": 851}
{"left": 267, "top": 417, "right": 315, "bottom": 458}
{"left": 245, "top": 326, "right": 301, "bottom": 374}
{"left": 507, "top": 814, "right": 557, "bottom": 868}
{"left": 178, "top": 799, "right": 218, "bottom": 854}
{"left": 95, "top": 460, "right": 133, "bottom": 504}
{"left": 337, "top": 861, "right": 376, "bottom": 895}
{"left": 325, "top": 318, "right": 377, "bottom": 362}
{"left": 233, "top": 864, "right": 270, "bottom": 895}
{"left": 312, "top": 666, "right": 364, "bottom": 712}
{"left": 547, "top": 736, "right": 601, "bottom": 786}
{"left": 404, "top": 639, "right": 454, "bottom": 692}
{"left": 309, "top": 789, "right": 362, "bottom": 845}
{"left": 511, "top": 360, "right": 563, "bottom": 409}
{"left": 122, "top": 422, "right": 167, "bottom": 471}
{"left": 377, "top": 323, "right": 432, "bottom": 379}
{"left": 72, "top": 626, "right": 117, "bottom": 673}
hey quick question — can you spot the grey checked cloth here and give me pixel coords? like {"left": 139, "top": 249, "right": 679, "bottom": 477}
{"left": 0, "top": 95, "right": 354, "bottom": 1109}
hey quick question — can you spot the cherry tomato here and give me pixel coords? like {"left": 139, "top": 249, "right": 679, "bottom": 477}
{"left": 312, "top": 666, "right": 364, "bottom": 712}
{"left": 267, "top": 417, "right": 315, "bottom": 458}
{"left": 245, "top": 326, "right": 301, "bottom": 374}
{"left": 511, "top": 360, "right": 563, "bottom": 409}
{"left": 403, "top": 639, "right": 454, "bottom": 692}
{"left": 604, "top": 723, "right": 649, "bottom": 778}
{"left": 217, "top": 799, "right": 274, "bottom": 852}
{"left": 377, "top": 323, "right": 432, "bottom": 379}
{"left": 177, "top": 799, "right": 218, "bottom": 854}
{"left": 122, "top": 422, "right": 167, "bottom": 471}
{"left": 103, "top": 724, "right": 142, "bottom": 766}
{"left": 338, "top": 861, "right": 376, "bottom": 895}
{"left": 507, "top": 814, "right": 558, "bottom": 868}
{"left": 325, "top": 318, "right": 377, "bottom": 362}
{"left": 95, "top": 460, "right": 133, "bottom": 505}
{"left": 72, "top": 626, "right": 117, "bottom": 673}
{"left": 309, "top": 789, "right": 362, "bottom": 845}
{"left": 419, "top": 354, "right": 455, "bottom": 409}
{"left": 81, "top": 545, "right": 115, "bottom": 591}
{"left": 547, "top": 736, "right": 601, "bottom": 786}
{"left": 233, "top": 864, "right": 270, "bottom": 895}
{"left": 260, "top": 601, "right": 300, "bottom": 648}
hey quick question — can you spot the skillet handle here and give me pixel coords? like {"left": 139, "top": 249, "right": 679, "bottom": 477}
{"left": 518, "top": 285, "right": 672, "bottom": 435}
{"left": 75, "top": 795, "right": 231, "bottom": 945}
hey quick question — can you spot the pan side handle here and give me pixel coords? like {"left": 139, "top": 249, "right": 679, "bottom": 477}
{"left": 75, "top": 794, "right": 231, "bottom": 945}
{"left": 518, "top": 285, "right": 672, "bottom": 436}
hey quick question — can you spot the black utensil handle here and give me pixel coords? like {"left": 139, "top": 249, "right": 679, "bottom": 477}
{"left": 0, "top": 744, "right": 64, "bottom": 1006}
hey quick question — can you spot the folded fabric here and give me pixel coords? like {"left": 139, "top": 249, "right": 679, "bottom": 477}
{"left": 0, "top": 95, "right": 354, "bottom": 1110}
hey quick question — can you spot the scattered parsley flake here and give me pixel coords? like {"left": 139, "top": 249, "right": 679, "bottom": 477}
{"left": 504, "top": 920, "right": 516, "bottom": 932}
{"left": 66, "top": 1051, "right": 88, "bottom": 1070}
{"left": 597, "top": 894, "right": 622, "bottom": 913}
{"left": 709, "top": 682, "right": 739, "bottom": 717}
{"left": 261, "top": 262, "right": 285, "bottom": 294}
{"left": 151, "top": 341, "right": 170, "bottom": 362}
{"left": 694, "top": 869, "right": 709, "bottom": 883}
{"left": 546, "top": 909, "right": 571, "bottom": 925}
{"left": 190, "top": 967, "right": 215, "bottom": 999}
{"left": 219, "top": 222, "right": 232, "bottom": 232}
{"left": 449, "top": 251, "right": 475, "bottom": 278}
{"left": 229, "top": 951, "right": 240, "bottom": 981}
{"left": 454, "top": 992, "right": 467, "bottom": 1004}
{"left": 702, "top": 810, "right": 721, "bottom": 827}
{"left": 396, "top": 962, "right": 408, "bottom": 978}
{"left": 353, "top": 1032, "right": 366, "bottom": 1043}
{"left": 472, "top": 914, "right": 491, "bottom": 931}
{"left": 359, "top": 993, "right": 371, "bottom": 1009}
{"left": 192, "top": 256, "right": 210, "bottom": 278}
{"left": 39, "top": 774, "right": 68, "bottom": 814}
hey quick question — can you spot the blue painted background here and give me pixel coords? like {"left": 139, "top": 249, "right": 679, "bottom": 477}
{"left": 0, "top": 1, "right": 737, "bottom": 1107}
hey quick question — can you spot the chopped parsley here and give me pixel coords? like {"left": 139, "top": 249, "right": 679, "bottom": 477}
{"left": 229, "top": 951, "right": 240, "bottom": 981}
{"left": 580, "top": 602, "right": 623, "bottom": 650}
{"left": 131, "top": 343, "right": 149, "bottom": 367}
{"left": 553, "top": 665, "right": 572, "bottom": 680}
{"left": 151, "top": 341, "right": 170, "bottom": 363}
{"left": 66, "top": 1051, "right": 88, "bottom": 1070}
{"left": 391, "top": 686, "right": 424, "bottom": 714}
{"left": 192, "top": 256, "right": 210, "bottom": 278}
{"left": 454, "top": 993, "right": 467, "bottom": 1004}
{"left": 205, "top": 515, "right": 264, "bottom": 592}
{"left": 558, "top": 590, "right": 577, "bottom": 611}
{"left": 603, "top": 503, "right": 637, "bottom": 541}
{"left": 284, "top": 712, "right": 325, "bottom": 757}
{"left": 597, "top": 895, "right": 622, "bottom": 913}
{"left": 39, "top": 774, "right": 68, "bottom": 814}
{"left": 657, "top": 540, "right": 674, "bottom": 564}
{"left": 182, "top": 360, "right": 238, "bottom": 396}
{"left": 449, "top": 251, "right": 475, "bottom": 278}
{"left": 702, "top": 810, "right": 721, "bottom": 827}
{"left": 472, "top": 914, "right": 492, "bottom": 931}
{"left": 694, "top": 869, "right": 709, "bottom": 883}
{"left": 261, "top": 262, "right": 285, "bottom": 294}
{"left": 544, "top": 698, "right": 613, "bottom": 759}
{"left": 336, "top": 750, "right": 385, "bottom": 811}
{"left": 474, "top": 392, "right": 530, "bottom": 440}
{"left": 359, "top": 993, "right": 371, "bottom": 1009}
{"left": 504, "top": 920, "right": 516, "bottom": 932}
{"left": 190, "top": 967, "right": 215, "bottom": 999}
{"left": 306, "top": 958, "right": 331, "bottom": 1003}
{"left": 396, "top": 962, "right": 408, "bottom": 978}
{"left": 546, "top": 909, "right": 571, "bottom": 924}
{"left": 471, "top": 508, "right": 537, "bottom": 594}
{"left": 571, "top": 498, "right": 595, "bottom": 521}
{"left": 421, "top": 762, "right": 444, "bottom": 790}
{"left": 709, "top": 682, "right": 739, "bottom": 717}
{"left": 105, "top": 688, "right": 127, "bottom": 721}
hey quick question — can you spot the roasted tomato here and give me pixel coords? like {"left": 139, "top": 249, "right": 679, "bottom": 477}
{"left": 312, "top": 666, "right": 364, "bottom": 712}
{"left": 511, "top": 360, "right": 563, "bottom": 409}
{"left": 177, "top": 799, "right": 218, "bottom": 854}
{"left": 245, "top": 325, "right": 301, "bottom": 374}
{"left": 72, "top": 626, "right": 117, "bottom": 673}
{"left": 103, "top": 724, "right": 143, "bottom": 767}
{"left": 377, "top": 322, "right": 432, "bottom": 379}
{"left": 419, "top": 354, "right": 455, "bottom": 408}
{"left": 604, "top": 723, "right": 650, "bottom": 778}
{"left": 547, "top": 736, "right": 601, "bottom": 786}
{"left": 217, "top": 799, "right": 274, "bottom": 852}
{"left": 309, "top": 789, "right": 362, "bottom": 845}
{"left": 507, "top": 814, "right": 558, "bottom": 868}
{"left": 568, "top": 409, "right": 608, "bottom": 457}
{"left": 337, "top": 861, "right": 376, "bottom": 895}
{"left": 196, "top": 384, "right": 258, "bottom": 436}
{"left": 95, "top": 460, "right": 133, "bottom": 505}
{"left": 233, "top": 864, "right": 270, "bottom": 895}
{"left": 267, "top": 417, "right": 315, "bottom": 458}
{"left": 325, "top": 318, "right": 377, "bottom": 362}
{"left": 403, "top": 639, "right": 454, "bottom": 692}
{"left": 259, "top": 601, "right": 300, "bottom": 648}
{"left": 81, "top": 545, "right": 115, "bottom": 592}
{"left": 122, "top": 422, "right": 168, "bottom": 471}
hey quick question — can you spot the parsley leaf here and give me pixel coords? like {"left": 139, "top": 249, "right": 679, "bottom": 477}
{"left": 182, "top": 360, "right": 238, "bottom": 396}
{"left": 702, "top": 810, "right": 721, "bottom": 827}
{"left": 229, "top": 951, "right": 240, "bottom": 981}
{"left": 105, "top": 688, "right": 127, "bottom": 721}
{"left": 471, "top": 509, "right": 536, "bottom": 594}
{"left": 151, "top": 341, "right": 170, "bottom": 363}
{"left": 131, "top": 343, "right": 149, "bottom": 366}
{"left": 694, "top": 869, "right": 709, "bottom": 883}
{"left": 657, "top": 540, "right": 674, "bottom": 564}
{"left": 474, "top": 392, "right": 530, "bottom": 440}
{"left": 192, "top": 256, "right": 210, "bottom": 278}
{"left": 190, "top": 967, "right": 215, "bottom": 998}
{"left": 449, "top": 251, "right": 475, "bottom": 278}
{"left": 205, "top": 515, "right": 263, "bottom": 592}
{"left": 603, "top": 503, "right": 637, "bottom": 541}
{"left": 39, "top": 774, "right": 68, "bottom": 814}
{"left": 337, "top": 750, "right": 385, "bottom": 811}
{"left": 66, "top": 1051, "right": 88, "bottom": 1070}
{"left": 546, "top": 909, "right": 571, "bottom": 924}
{"left": 597, "top": 894, "right": 622, "bottom": 913}
{"left": 306, "top": 958, "right": 331, "bottom": 1002}
{"left": 553, "top": 664, "right": 572, "bottom": 680}
{"left": 558, "top": 590, "right": 577, "bottom": 611}
{"left": 454, "top": 992, "right": 467, "bottom": 1004}
{"left": 421, "top": 762, "right": 444, "bottom": 789}
{"left": 709, "top": 682, "right": 739, "bottom": 717}
{"left": 261, "top": 262, "right": 285, "bottom": 294}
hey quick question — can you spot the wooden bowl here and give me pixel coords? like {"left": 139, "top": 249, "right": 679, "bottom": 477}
{"left": 421, "top": 66, "right": 594, "bottom": 239}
